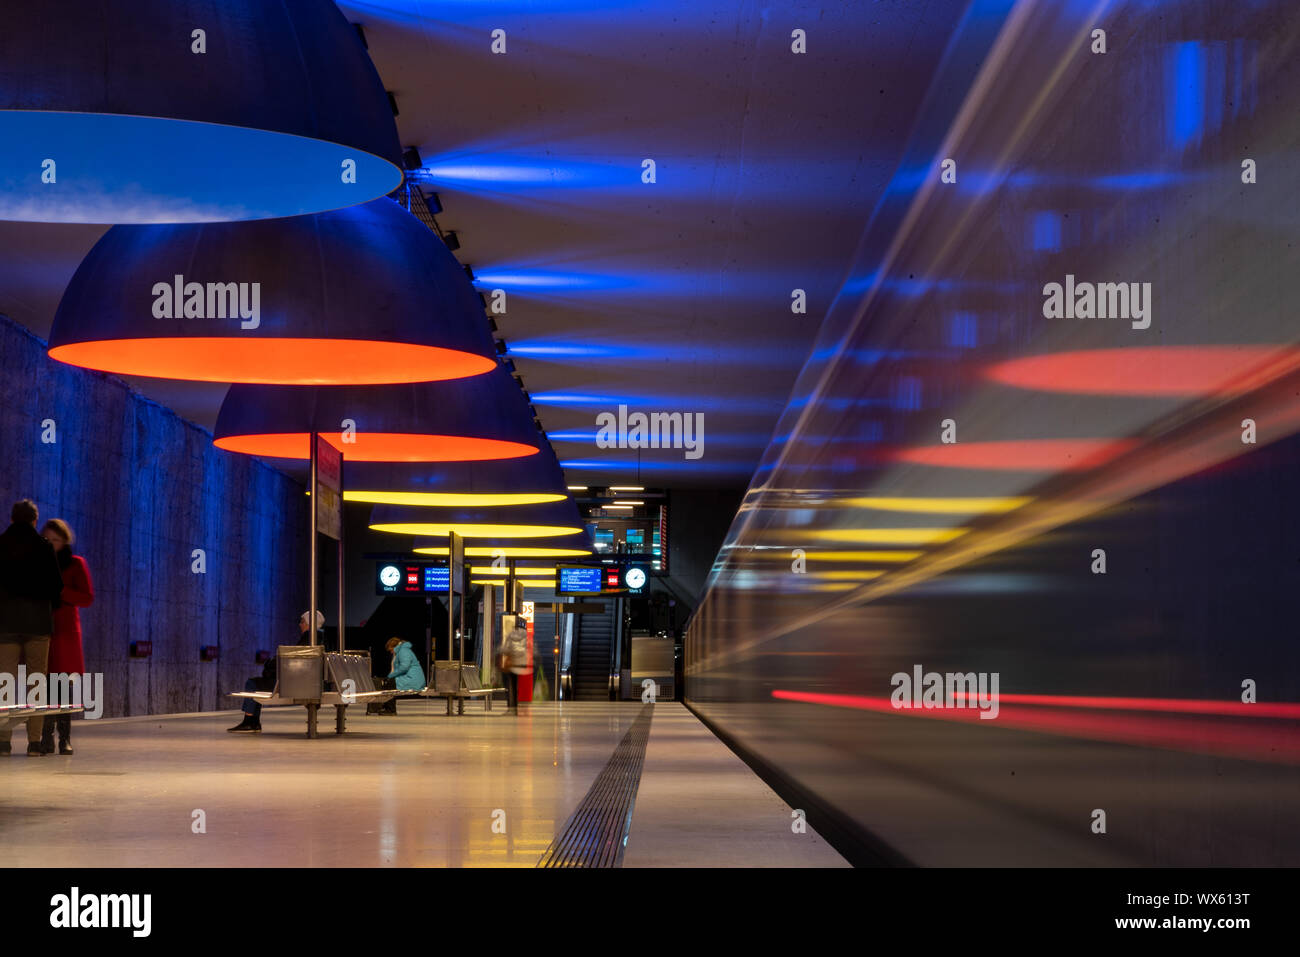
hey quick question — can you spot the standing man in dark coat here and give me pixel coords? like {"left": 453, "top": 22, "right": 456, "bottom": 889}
{"left": 0, "top": 499, "right": 64, "bottom": 756}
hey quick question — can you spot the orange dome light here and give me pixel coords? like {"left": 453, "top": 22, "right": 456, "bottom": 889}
{"left": 214, "top": 432, "right": 536, "bottom": 462}
{"left": 49, "top": 338, "right": 493, "bottom": 386}
{"left": 49, "top": 199, "right": 496, "bottom": 385}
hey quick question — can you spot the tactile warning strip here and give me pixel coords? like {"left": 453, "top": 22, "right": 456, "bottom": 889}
{"left": 537, "top": 704, "right": 654, "bottom": 867}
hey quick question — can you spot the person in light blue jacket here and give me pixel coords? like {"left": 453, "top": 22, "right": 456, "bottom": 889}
{"left": 386, "top": 637, "right": 426, "bottom": 690}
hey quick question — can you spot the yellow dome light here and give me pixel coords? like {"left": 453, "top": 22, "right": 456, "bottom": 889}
{"left": 372, "top": 522, "right": 583, "bottom": 538}
{"left": 417, "top": 546, "right": 592, "bottom": 558}
{"left": 469, "top": 565, "right": 557, "bottom": 577}
{"left": 472, "top": 578, "right": 557, "bottom": 588}
{"left": 346, "top": 490, "right": 566, "bottom": 507}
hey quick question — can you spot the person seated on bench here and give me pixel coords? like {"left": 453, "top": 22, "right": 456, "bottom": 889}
{"left": 228, "top": 610, "right": 324, "bottom": 733}
{"left": 369, "top": 637, "right": 425, "bottom": 715}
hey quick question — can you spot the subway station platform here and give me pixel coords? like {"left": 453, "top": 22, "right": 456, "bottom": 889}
{"left": 0, "top": 702, "right": 846, "bottom": 868}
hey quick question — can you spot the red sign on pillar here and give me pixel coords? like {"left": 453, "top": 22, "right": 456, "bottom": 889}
{"left": 519, "top": 600, "right": 535, "bottom": 702}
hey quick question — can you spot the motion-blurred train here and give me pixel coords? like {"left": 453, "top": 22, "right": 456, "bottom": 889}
{"left": 685, "top": 0, "right": 1300, "bottom": 866}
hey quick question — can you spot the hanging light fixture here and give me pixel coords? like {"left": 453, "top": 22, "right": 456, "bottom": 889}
{"left": 214, "top": 365, "right": 540, "bottom": 461}
{"left": 370, "top": 499, "right": 587, "bottom": 540}
{"left": 413, "top": 532, "right": 595, "bottom": 559}
{"left": 0, "top": 1, "right": 403, "bottom": 224}
{"left": 343, "top": 450, "right": 570, "bottom": 507}
{"left": 469, "top": 564, "right": 558, "bottom": 577}
{"left": 48, "top": 198, "right": 496, "bottom": 384}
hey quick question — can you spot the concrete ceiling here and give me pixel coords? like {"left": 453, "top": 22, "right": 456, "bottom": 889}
{"left": 0, "top": 0, "right": 972, "bottom": 490}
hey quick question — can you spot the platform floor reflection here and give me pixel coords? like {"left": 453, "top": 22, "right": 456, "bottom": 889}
{"left": 0, "top": 701, "right": 845, "bottom": 868}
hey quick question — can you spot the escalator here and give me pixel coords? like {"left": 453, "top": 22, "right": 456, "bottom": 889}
{"left": 571, "top": 602, "right": 616, "bottom": 700}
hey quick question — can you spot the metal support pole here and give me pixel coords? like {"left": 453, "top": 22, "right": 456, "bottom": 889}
{"left": 425, "top": 597, "right": 433, "bottom": 689}
{"left": 458, "top": 569, "right": 465, "bottom": 687}
{"left": 309, "top": 433, "right": 318, "bottom": 649}
{"left": 337, "top": 452, "right": 345, "bottom": 654}
{"left": 337, "top": 535, "right": 345, "bottom": 653}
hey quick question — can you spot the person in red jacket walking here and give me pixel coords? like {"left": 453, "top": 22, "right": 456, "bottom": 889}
{"left": 40, "top": 519, "right": 93, "bottom": 755}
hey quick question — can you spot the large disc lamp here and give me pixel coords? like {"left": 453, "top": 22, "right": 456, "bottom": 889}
{"left": 48, "top": 199, "right": 496, "bottom": 384}
{"left": 214, "top": 366, "right": 541, "bottom": 462}
{"left": 0, "top": 1, "right": 403, "bottom": 223}
{"left": 370, "top": 499, "right": 587, "bottom": 540}
{"left": 343, "top": 451, "right": 570, "bottom": 507}
{"left": 414, "top": 532, "right": 595, "bottom": 559}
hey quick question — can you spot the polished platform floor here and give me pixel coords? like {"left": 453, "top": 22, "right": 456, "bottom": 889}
{"left": 0, "top": 701, "right": 846, "bottom": 868}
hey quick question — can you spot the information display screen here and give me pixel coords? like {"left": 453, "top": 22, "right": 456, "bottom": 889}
{"left": 556, "top": 565, "right": 604, "bottom": 596}
{"left": 376, "top": 562, "right": 449, "bottom": 595}
{"left": 584, "top": 509, "right": 666, "bottom": 572}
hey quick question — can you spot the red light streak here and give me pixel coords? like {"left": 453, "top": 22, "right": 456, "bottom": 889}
{"left": 771, "top": 689, "right": 1300, "bottom": 764}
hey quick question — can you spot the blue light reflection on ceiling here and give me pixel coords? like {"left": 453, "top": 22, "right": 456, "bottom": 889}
{"left": 343, "top": 0, "right": 643, "bottom": 23}
{"left": 507, "top": 339, "right": 814, "bottom": 367}
{"left": 531, "top": 391, "right": 786, "bottom": 415}
{"left": 472, "top": 271, "right": 645, "bottom": 292}
{"left": 549, "top": 429, "right": 768, "bottom": 448}
{"left": 560, "top": 458, "right": 754, "bottom": 475}
{"left": 414, "top": 151, "right": 899, "bottom": 205}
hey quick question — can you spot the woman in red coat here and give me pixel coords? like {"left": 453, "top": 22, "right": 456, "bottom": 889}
{"left": 40, "top": 519, "right": 93, "bottom": 755}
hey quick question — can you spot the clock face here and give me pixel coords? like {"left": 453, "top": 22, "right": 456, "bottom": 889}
{"left": 624, "top": 567, "right": 647, "bottom": 590}
{"left": 380, "top": 564, "right": 402, "bottom": 587}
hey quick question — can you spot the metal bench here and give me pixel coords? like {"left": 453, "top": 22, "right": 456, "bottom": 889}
{"left": 417, "top": 661, "right": 504, "bottom": 715}
{"left": 229, "top": 647, "right": 400, "bottom": 738}
{"left": 0, "top": 703, "right": 84, "bottom": 734}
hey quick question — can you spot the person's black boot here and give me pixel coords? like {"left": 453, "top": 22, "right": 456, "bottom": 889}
{"left": 40, "top": 725, "right": 55, "bottom": 754}
{"left": 58, "top": 717, "right": 73, "bottom": 754}
{"left": 0, "top": 739, "right": 11, "bottom": 755}
{"left": 227, "top": 715, "right": 262, "bottom": 733}
{"left": 27, "top": 741, "right": 44, "bottom": 756}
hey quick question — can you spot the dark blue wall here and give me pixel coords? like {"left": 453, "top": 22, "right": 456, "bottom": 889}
{"left": 0, "top": 313, "right": 308, "bottom": 717}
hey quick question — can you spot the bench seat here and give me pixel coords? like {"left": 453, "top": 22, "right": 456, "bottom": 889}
{"left": 0, "top": 704, "right": 85, "bottom": 733}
